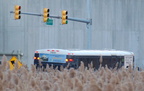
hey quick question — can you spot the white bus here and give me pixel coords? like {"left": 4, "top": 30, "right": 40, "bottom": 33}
{"left": 33, "top": 49, "right": 134, "bottom": 69}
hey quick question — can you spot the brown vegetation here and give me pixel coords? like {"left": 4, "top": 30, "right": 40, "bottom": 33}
{"left": 0, "top": 55, "right": 144, "bottom": 91}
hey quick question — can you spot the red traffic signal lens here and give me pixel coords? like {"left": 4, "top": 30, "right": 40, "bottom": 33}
{"left": 18, "top": 6, "right": 21, "bottom": 9}
{"left": 15, "top": 5, "right": 21, "bottom": 10}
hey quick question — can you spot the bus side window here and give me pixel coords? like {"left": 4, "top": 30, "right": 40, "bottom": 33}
{"left": 121, "top": 58, "right": 124, "bottom": 66}
{"left": 101, "top": 56, "right": 112, "bottom": 68}
{"left": 79, "top": 58, "right": 88, "bottom": 67}
{"left": 74, "top": 58, "right": 80, "bottom": 69}
{"left": 117, "top": 58, "right": 124, "bottom": 68}
{"left": 111, "top": 57, "right": 118, "bottom": 68}
{"left": 92, "top": 58, "right": 100, "bottom": 70}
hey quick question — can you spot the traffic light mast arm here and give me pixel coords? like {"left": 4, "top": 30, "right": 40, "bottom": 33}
{"left": 10, "top": 11, "right": 42, "bottom": 16}
{"left": 49, "top": 15, "right": 92, "bottom": 24}
{"left": 68, "top": 17, "right": 92, "bottom": 25}
{"left": 10, "top": 11, "right": 92, "bottom": 25}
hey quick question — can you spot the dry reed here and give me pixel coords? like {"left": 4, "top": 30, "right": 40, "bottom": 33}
{"left": 0, "top": 55, "right": 144, "bottom": 91}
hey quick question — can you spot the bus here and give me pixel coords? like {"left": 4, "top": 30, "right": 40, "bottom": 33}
{"left": 33, "top": 49, "right": 134, "bottom": 69}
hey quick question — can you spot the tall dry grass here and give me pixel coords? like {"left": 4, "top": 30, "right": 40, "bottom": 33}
{"left": 0, "top": 55, "right": 144, "bottom": 91}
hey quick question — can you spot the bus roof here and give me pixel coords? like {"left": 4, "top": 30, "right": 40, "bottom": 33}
{"left": 35, "top": 49, "right": 134, "bottom": 56}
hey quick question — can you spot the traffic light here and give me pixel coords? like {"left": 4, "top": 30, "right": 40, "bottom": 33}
{"left": 61, "top": 10, "right": 68, "bottom": 24}
{"left": 43, "top": 8, "right": 49, "bottom": 22}
{"left": 14, "top": 5, "right": 21, "bottom": 20}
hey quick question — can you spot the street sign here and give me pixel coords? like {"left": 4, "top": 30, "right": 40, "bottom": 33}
{"left": 46, "top": 19, "right": 53, "bottom": 25}
{"left": 66, "top": 20, "right": 68, "bottom": 24}
{"left": 9, "top": 56, "right": 23, "bottom": 70}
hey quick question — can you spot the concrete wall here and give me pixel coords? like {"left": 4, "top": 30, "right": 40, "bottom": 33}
{"left": 0, "top": 0, "right": 144, "bottom": 68}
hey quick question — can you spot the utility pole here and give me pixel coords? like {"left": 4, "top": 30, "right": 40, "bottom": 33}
{"left": 86, "top": 0, "right": 92, "bottom": 49}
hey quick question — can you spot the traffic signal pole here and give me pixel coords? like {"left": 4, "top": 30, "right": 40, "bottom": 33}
{"left": 86, "top": 0, "right": 92, "bottom": 49}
